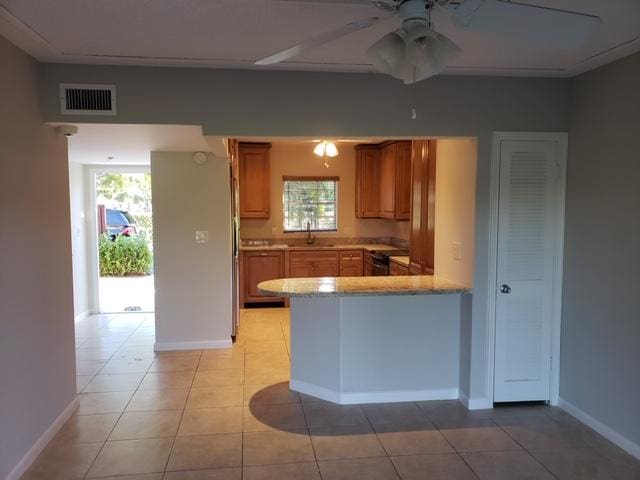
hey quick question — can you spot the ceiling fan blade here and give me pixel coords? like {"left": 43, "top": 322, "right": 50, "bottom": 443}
{"left": 451, "top": 0, "right": 601, "bottom": 50}
{"left": 255, "top": 16, "right": 381, "bottom": 65}
{"left": 274, "top": 0, "right": 373, "bottom": 4}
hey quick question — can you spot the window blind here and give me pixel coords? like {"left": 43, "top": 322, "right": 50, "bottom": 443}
{"left": 282, "top": 177, "right": 338, "bottom": 232}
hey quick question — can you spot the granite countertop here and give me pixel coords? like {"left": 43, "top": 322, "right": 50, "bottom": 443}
{"left": 389, "top": 256, "right": 410, "bottom": 267}
{"left": 258, "top": 275, "right": 471, "bottom": 297}
{"left": 240, "top": 243, "right": 400, "bottom": 252}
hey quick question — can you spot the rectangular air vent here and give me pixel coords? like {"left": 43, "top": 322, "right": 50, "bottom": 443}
{"left": 60, "top": 83, "right": 117, "bottom": 115}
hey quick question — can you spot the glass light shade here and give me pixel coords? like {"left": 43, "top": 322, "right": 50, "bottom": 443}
{"left": 366, "top": 31, "right": 406, "bottom": 76}
{"left": 403, "top": 24, "right": 462, "bottom": 84}
{"left": 325, "top": 142, "right": 339, "bottom": 157}
{"left": 368, "top": 22, "right": 462, "bottom": 85}
{"left": 404, "top": 25, "right": 462, "bottom": 84}
{"left": 314, "top": 141, "right": 339, "bottom": 158}
{"left": 313, "top": 142, "right": 326, "bottom": 157}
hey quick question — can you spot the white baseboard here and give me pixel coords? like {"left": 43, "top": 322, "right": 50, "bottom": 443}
{"left": 458, "top": 392, "right": 492, "bottom": 410}
{"left": 461, "top": 395, "right": 492, "bottom": 410}
{"left": 558, "top": 397, "right": 640, "bottom": 460}
{"left": 154, "top": 339, "right": 232, "bottom": 351}
{"left": 74, "top": 311, "right": 89, "bottom": 323}
{"left": 6, "top": 396, "right": 79, "bottom": 480}
{"left": 290, "top": 379, "right": 458, "bottom": 405}
{"left": 291, "top": 380, "right": 342, "bottom": 403}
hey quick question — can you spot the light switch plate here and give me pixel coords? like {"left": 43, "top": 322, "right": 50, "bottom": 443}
{"left": 195, "top": 230, "right": 209, "bottom": 243}
{"left": 452, "top": 241, "right": 462, "bottom": 261}
{"left": 271, "top": 226, "right": 277, "bottom": 236}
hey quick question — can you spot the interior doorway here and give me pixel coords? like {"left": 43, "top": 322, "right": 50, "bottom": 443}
{"left": 89, "top": 166, "right": 154, "bottom": 313}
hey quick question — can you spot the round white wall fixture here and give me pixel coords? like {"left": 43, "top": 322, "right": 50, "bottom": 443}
{"left": 193, "top": 151, "right": 208, "bottom": 165}
{"left": 57, "top": 125, "right": 79, "bottom": 136}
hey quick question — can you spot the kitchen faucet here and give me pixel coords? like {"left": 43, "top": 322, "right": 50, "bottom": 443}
{"left": 306, "top": 221, "right": 316, "bottom": 245}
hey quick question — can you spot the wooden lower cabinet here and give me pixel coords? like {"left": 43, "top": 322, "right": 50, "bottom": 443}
{"left": 390, "top": 260, "right": 409, "bottom": 276}
{"left": 409, "top": 265, "right": 423, "bottom": 276}
{"left": 363, "top": 251, "right": 374, "bottom": 276}
{"left": 339, "top": 250, "right": 364, "bottom": 276}
{"left": 289, "top": 250, "right": 340, "bottom": 278}
{"left": 240, "top": 250, "right": 285, "bottom": 304}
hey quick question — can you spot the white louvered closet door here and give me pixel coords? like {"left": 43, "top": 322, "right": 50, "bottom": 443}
{"left": 494, "top": 140, "right": 559, "bottom": 402}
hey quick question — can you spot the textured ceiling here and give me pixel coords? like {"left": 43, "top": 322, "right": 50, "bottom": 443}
{"left": 2, "top": 0, "right": 640, "bottom": 77}
{"left": 65, "top": 124, "right": 210, "bottom": 164}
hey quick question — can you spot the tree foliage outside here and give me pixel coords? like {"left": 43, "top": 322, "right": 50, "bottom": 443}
{"left": 96, "top": 172, "right": 153, "bottom": 241}
{"left": 283, "top": 179, "right": 337, "bottom": 232}
{"left": 99, "top": 234, "right": 153, "bottom": 276}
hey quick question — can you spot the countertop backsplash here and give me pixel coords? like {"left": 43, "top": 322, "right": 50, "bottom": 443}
{"left": 241, "top": 236, "right": 409, "bottom": 249}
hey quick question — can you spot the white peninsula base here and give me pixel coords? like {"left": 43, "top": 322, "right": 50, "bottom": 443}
{"left": 288, "top": 294, "right": 465, "bottom": 405}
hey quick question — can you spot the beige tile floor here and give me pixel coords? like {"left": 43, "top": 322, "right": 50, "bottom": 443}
{"left": 23, "top": 308, "right": 640, "bottom": 479}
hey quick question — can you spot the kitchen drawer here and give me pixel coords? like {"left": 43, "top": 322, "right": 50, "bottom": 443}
{"left": 339, "top": 250, "right": 363, "bottom": 262}
{"left": 289, "top": 249, "right": 340, "bottom": 278}
{"left": 290, "top": 250, "right": 339, "bottom": 264}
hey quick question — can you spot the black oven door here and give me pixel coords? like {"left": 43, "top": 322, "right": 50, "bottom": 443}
{"left": 371, "top": 261, "right": 389, "bottom": 276}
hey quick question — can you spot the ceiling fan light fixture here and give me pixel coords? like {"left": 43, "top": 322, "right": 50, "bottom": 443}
{"left": 325, "top": 142, "right": 339, "bottom": 157}
{"left": 368, "top": 19, "right": 462, "bottom": 85}
{"left": 313, "top": 141, "right": 339, "bottom": 158}
{"left": 313, "top": 142, "right": 326, "bottom": 157}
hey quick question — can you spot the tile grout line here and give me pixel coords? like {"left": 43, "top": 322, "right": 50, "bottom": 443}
{"left": 79, "top": 313, "right": 152, "bottom": 479}
{"left": 361, "top": 407, "right": 403, "bottom": 480}
{"left": 161, "top": 349, "right": 202, "bottom": 477}
{"left": 241, "top": 335, "right": 247, "bottom": 480}
{"left": 493, "top": 419, "right": 563, "bottom": 480}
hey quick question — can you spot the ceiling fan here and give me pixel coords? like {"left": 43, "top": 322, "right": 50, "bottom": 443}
{"left": 256, "top": 0, "right": 601, "bottom": 84}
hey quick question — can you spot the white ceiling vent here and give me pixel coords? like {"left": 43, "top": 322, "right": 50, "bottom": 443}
{"left": 60, "top": 84, "right": 117, "bottom": 115}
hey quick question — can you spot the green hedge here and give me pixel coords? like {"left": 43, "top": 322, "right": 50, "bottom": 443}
{"left": 99, "top": 234, "right": 153, "bottom": 276}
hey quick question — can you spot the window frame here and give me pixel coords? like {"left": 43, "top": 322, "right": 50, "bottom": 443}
{"left": 282, "top": 175, "right": 339, "bottom": 233}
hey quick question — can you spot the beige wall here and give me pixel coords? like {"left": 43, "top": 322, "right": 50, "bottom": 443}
{"left": 0, "top": 36, "right": 75, "bottom": 479}
{"left": 240, "top": 142, "right": 400, "bottom": 240}
{"left": 434, "top": 139, "right": 477, "bottom": 287}
{"left": 151, "top": 151, "right": 233, "bottom": 348}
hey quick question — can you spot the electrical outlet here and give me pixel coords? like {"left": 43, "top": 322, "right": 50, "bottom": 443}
{"left": 271, "top": 226, "right": 277, "bottom": 236}
{"left": 195, "top": 230, "right": 209, "bottom": 243}
{"left": 452, "top": 241, "right": 462, "bottom": 261}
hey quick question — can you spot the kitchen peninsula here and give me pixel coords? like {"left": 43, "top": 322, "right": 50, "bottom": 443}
{"left": 259, "top": 276, "right": 471, "bottom": 405}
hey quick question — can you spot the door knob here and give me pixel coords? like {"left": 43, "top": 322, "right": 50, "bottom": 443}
{"left": 500, "top": 284, "right": 511, "bottom": 294}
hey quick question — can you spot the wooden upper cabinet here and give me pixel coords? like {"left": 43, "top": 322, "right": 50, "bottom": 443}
{"left": 409, "top": 140, "right": 425, "bottom": 272}
{"left": 239, "top": 142, "right": 270, "bottom": 219}
{"left": 228, "top": 138, "right": 239, "bottom": 182}
{"left": 355, "top": 146, "right": 380, "bottom": 218}
{"left": 394, "top": 141, "right": 412, "bottom": 220}
{"left": 354, "top": 140, "right": 412, "bottom": 221}
{"left": 409, "top": 140, "right": 437, "bottom": 275}
{"left": 379, "top": 141, "right": 411, "bottom": 220}
{"left": 379, "top": 143, "right": 397, "bottom": 219}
